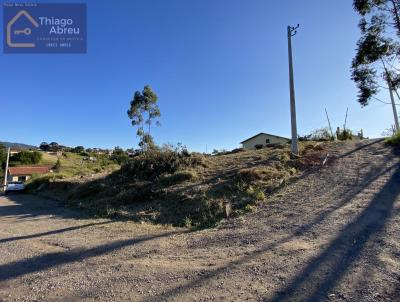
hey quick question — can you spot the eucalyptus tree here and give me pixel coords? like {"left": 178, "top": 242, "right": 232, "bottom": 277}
{"left": 127, "top": 85, "right": 161, "bottom": 150}
{"left": 352, "top": 0, "right": 400, "bottom": 130}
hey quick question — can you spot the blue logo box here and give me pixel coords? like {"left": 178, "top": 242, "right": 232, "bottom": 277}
{"left": 3, "top": 3, "right": 86, "bottom": 53}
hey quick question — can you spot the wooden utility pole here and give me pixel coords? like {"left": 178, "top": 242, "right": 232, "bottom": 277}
{"left": 3, "top": 147, "right": 10, "bottom": 191}
{"left": 288, "top": 25, "right": 299, "bottom": 154}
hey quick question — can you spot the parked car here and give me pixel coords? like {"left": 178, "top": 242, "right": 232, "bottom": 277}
{"left": 5, "top": 181, "right": 25, "bottom": 194}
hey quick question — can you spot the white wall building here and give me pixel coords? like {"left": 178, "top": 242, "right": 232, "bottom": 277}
{"left": 240, "top": 133, "right": 290, "bottom": 150}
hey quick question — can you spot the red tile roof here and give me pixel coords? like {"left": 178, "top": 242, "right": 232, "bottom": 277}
{"left": 8, "top": 166, "right": 52, "bottom": 176}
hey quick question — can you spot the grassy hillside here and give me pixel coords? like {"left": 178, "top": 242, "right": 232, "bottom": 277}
{"left": 36, "top": 151, "right": 119, "bottom": 179}
{"left": 29, "top": 143, "right": 330, "bottom": 228}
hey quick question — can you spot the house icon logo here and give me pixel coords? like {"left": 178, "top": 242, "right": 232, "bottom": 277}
{"left": 6, "top": 10, "right": 39, "bottom": 48}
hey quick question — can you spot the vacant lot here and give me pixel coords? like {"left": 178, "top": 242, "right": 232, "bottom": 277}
{"left": 0, "top": 139, "right": 399, "bottom": 301}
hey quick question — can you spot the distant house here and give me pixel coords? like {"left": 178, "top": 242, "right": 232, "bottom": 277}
{"left": 10, "top": 149, "right": 21, "bottom": 155}
{"left": 241, "top": 133, "right": 290, "bottom": 150}
{"left": 7, "top": 166, "right": 52, "bottom": 182}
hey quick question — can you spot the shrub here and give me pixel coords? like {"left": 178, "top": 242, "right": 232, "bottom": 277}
{"left": 54, "top": 158, "right": 61, "bottom": 172}
{"left": 10, "top": 151, "right": 42, "bottom": 165}
{"left": 183, "top": 216, "right": 192, "bottom": 228}
{"left": 121, "top": 147, "right": 206, "bottom": 180}
{"left": 72, "top": 146, "right": 85, "bottom": 153}
{"left": 254, "top": 190, "right": 265, "bottom": 201}
{"left": 301, "top": 128, "right": 334, "bottom": 142}
{"left": 111, "top": 147, "right": 129, "bottom": 165}
{"left": 337, "top": 129, "right": 353, "bottom": 141}
{"left": 386, "top": 132, "right": 400, "bottom": 145}
{"left": 25, "top": 173, "right": 64, "bottom": 192}
{"left": 244, "top": 204, "right": 254, "bottom": 212}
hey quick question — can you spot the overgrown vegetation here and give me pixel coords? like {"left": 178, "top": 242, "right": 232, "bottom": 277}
{"left": 0, "top": 145, "right": 6, "bottom": 179}
{"left": 300, "top": 127, "right": 334, "bottom": 141}
{"left": 120, "top": 144, "right": 206, "bottom": 180}
{"left": 9, "top": 151, "right": 42, "bottom": 166}
{"left": 386, "top": 131, "right": 400, "bottom": 145}
{"left": 110, "top": 147, "right": 129, "bottom": 165}
{"left": 337, "top": 128, "right": 353, "bottom": 141}
{"left": 28, "top": 142, "right": 329, "bottom": 228}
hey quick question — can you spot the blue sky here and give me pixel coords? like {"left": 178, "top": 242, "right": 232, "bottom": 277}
{"left": 0, "top": 0, "right": 396, "bottom": 151}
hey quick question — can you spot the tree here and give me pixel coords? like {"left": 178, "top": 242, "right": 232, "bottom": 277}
{"left": 351, "top": 7, "right": 398, "bottom": 106}
{"left": 0, "top": 145, "right": 6, "bottom": 171}
{"left": 10, "top": 151, "right": 42, "bottom": 165}
{"left": 352, "top": 0, "right": 400, "bottom": 130}
{"left": 39, "top": 142, "right": 50, "bottom": 151}
{"left": 354, "top": 0, "right": 400, "bottom": 36}
{"left": 127, "top": 85, "right": 161, "bottom": 150}
{"left": 110, "top": 147, "right": 129, "bottom": 165}
{"left": 49, "top": 142, "right": 60, "bottom": 152}
{"left": 72, "top": 146, "right": 85, "bottom": 153}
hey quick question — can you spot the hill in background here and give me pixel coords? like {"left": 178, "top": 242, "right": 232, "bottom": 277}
{"left": 0, "top": 141, "right": 37, "bottom": 150}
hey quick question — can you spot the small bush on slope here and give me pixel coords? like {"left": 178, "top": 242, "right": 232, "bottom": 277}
{"left": 120, "top": 146, "right": 207, "bottom": 180}
{"left": 386, "top": 132, "right": 400, "bottom": 145}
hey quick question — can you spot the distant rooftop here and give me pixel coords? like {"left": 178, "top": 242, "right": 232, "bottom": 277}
{"left": 8, "top": 165, "right": 52, "bottom": 176}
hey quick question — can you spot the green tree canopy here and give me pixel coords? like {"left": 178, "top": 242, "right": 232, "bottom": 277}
{"left": 351, "top": 0, "right": 400, "bottom": 106}
{"left": 72, "top": 146, "right": 85, "bottom": 153}
{"left": 127, "top": 85, "right": 161, "bottom": 150}
{"left": 10, "top": 151, "right": 42, "bottom": 166}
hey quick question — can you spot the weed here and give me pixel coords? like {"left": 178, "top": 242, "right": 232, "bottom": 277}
{"left": 254, "top": 190, "right": 265, "bottom": 201}
{"left": 244, "top": 204, "right": 254, "bottom": 212}
{"left": 386, "top": 132, "right": 400, "bottom": 145}
{"left": 184, "top": 216, "right": 192, "bottom": 228}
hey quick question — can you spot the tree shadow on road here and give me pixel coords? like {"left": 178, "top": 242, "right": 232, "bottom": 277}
{"left": 268, "top": 164, "right": 400, "bottom": 301}
{"left": 0, "top": 230, "right": 184, "bottom": 283}
{"left": 0, "top": 193, "right": 87, "bottom": 220}
{"left": 0, "top": 221, "right": 113, "bottom": 244}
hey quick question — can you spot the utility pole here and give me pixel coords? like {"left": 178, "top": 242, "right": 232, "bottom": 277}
{"left": 387, "top": 78, "right": 400, "bottom": 132}
{"left": 3, "top": 147, "right": 10, "bottom": 192}
{"left": 288, "top": 25, "right": 299, "bottom": 155}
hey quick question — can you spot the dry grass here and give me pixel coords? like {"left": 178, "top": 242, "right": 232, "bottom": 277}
{"left": 158, "top": 170, "right": 198, "bottom": 186}
{"left": 236, "top": 166, "right": 289, "bottom": 182}
{"left": 33, "top": 143, "right": 329, "bottom": 228}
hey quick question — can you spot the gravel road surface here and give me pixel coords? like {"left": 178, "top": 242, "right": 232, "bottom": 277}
{"left": 0, "top": 139, "right": 399, "bottom": 301}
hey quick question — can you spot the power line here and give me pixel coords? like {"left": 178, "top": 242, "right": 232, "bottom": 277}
{"left": 372, "top": 96, "right": 400, "bottom": 105}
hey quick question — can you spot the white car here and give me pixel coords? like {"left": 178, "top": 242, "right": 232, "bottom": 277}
{"left": 5, "top": 181, "right": 25, "bottom": 194}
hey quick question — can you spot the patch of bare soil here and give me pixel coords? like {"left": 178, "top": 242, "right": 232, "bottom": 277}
{"left": 0, "top": 139, "right": 399, "bottom": 301}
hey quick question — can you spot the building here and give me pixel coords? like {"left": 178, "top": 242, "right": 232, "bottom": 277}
{"left": 240, "top": 133, "right": 290, "bottom": 150}
{"left": 7, "top": 166, "right": 52, "bottom": 182}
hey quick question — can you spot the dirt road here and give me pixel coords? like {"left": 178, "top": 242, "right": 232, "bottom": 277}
{"left": 0, "top": 139, "right": 399, "bottom": 302}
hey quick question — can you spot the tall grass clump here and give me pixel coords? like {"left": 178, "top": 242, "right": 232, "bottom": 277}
{"left": 386, "top": 132, "right": 400, "bottom": 145}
